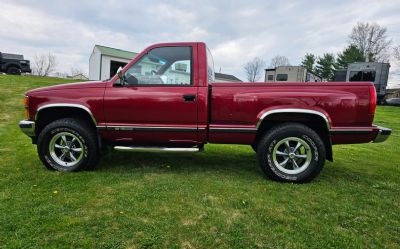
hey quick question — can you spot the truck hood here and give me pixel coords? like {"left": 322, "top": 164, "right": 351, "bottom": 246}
{"left": 26, "top": 81, "right": 106, "bottom": 95}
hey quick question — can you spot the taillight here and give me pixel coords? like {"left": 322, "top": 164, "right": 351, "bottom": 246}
{"left": 369, "top": 85, "right": 377, "bottom": 115}
{"left": 23, "top": 96, "right": 30, "bottom": 119}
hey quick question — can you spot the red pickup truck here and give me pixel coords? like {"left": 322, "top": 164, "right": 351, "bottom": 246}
{"left": 19, "top": 42, "right": 391, "bottom": 182}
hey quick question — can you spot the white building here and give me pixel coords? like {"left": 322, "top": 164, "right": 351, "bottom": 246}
{"left": 265, "top": 66, "right": 322, "bottom": 83}
{"left": 67, "top": 73, "right": 89, "bottom": 81}
{"left": 89, "top": 45, "right": 138, "bottom": 81}
{"left": 215, "top": 72, "right": 242, "bottom": 82}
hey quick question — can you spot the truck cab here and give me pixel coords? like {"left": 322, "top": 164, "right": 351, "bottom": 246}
{"left": 101, "top": 42, "right": 210, "bottom": 146}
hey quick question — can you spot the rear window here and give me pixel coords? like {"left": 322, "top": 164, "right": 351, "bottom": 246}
{"left": 276, "top": 74, "right": 288, "bottom": 81}
{"left": 349, "top": 71, "right": 376, "bottom": 82}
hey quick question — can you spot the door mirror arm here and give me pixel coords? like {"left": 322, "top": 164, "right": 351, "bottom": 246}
{"left": 114, "top": 67, "right": 126, "bottom": 86}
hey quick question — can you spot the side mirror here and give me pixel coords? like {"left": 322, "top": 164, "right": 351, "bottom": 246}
{"left": 114, "top": 67, "right": 125, "bottom": 86}
{"left": 117, "top": 67, "right": 124, "bottom": 80}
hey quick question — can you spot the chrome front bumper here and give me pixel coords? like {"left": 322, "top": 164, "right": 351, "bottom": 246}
{"left": 373, "top": 126, "right": 392, "bottom": 143}
{"left": 19, "top": 120, "right": 36, "bottom": 137}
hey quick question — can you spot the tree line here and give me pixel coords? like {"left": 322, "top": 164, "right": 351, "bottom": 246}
{"left": 244, "top": 21, "right": 400, "bottom": 82}
{"left": 243, "top": 54, "right": 291, "bottom": 82}
{"left": 31, "top": 53, "right": 85, "bottom": 78}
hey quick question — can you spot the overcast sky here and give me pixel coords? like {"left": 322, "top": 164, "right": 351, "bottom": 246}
{"left": 1, "top": 0, "right": 400, "bottom": 86}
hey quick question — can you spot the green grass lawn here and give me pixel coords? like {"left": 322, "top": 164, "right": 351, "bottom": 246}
{"left": 0, "top": 75, "right": 399, "bottom": 249}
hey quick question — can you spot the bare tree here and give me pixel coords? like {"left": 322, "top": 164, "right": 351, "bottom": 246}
{"left": 243, "top": 57, "right": 266, "bottom": 82}
{"left": 32, "top": 53, "right": 58, "bottom": 76}
{"left": 70, "top": 67, "right": 84, "bottom": 76}
{"left": 349, "top": 22, "right": 392, "bottom": 62}
{"left": 54, "top": 71, "right": 68, "bottom": 78}
{"left": 393, "top": 45, "right": 400, "bottom": 65}
{"left": 269, "top": 55, "right": 290, "bottom": 68}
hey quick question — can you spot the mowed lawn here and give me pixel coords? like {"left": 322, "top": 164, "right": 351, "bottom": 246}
{"left": 0, "top": 75, "right": 399, "bottom": 249}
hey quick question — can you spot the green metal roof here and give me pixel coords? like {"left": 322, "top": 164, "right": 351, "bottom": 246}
{"left": 95, "top": 45, "right": 138, "bottom": 60}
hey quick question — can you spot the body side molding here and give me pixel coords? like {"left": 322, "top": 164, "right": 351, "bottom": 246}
{"left": 209, "top": 127, "right": 257, "bottom": 133}
{"left": 98, "top": 125, "right": 198, "bottom": 132}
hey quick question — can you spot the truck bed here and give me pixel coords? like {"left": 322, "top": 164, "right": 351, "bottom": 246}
{"left": 209, "top": 82, "right": 375, "bottom": 144}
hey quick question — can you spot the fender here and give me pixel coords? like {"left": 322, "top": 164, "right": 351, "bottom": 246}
{"left": 256, "top": 108, "right": 331, "bottom": 129}
{"left": 5, "top": 63, "right": 21, "bottom": 69}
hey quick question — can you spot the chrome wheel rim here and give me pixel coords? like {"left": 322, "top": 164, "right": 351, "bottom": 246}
{"left": 49, "top": 132, "right": 84, "bottom": 167}
{"left": 272, "top": 137, "right": 312, "bottom": 175}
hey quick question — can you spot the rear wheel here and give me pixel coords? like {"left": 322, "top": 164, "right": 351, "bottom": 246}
{"left": 7, "top": 66, "right": 21, "bottom": 75}
{"left": 257, "top": 123, "right": 326, "bottom": 183}
{"left": 37, "top": 118, "right": 100, "bottom": 171}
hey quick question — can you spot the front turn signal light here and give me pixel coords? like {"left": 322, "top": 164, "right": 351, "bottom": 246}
{"left": 23, "top": 96, "right": 29, "bottom": 119}
{"left": 23, "top": 96, "right": 29, "bottom": 108}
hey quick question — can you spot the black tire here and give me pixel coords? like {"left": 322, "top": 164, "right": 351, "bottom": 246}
{"left": 7, "top": 66, "right": 21, "bottom": 75}
{"left": 251, "top": 144, "right": 257, "bottom": 153}
{"left": 257, "top": 123, "right": 326, "bottom": 183}
{"left": 37, "top": 118, "right": 100, "bottom": 171}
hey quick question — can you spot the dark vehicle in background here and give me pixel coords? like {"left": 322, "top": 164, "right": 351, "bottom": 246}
{"left": 334, "top": 62, "right": 390, "bottom": 104}
{"left": 385, "top": 98, "right": 400, "bottom": 106}
{"left": 0, "top": 52, "right": 31, "bottom": 75}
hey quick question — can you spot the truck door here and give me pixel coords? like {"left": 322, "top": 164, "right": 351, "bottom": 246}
{"left": 103, "top": 45, "right": 199, "bottom": 145}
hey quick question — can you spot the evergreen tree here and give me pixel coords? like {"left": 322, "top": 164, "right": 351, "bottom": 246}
{"left": 301, "top": 53, "right": 316, "bottom": 71}
{"left": 315, "top": 53, "right": 336, "bottom": 81}
{"left": 336, "top": 44, "right": 365, "bottom": 69}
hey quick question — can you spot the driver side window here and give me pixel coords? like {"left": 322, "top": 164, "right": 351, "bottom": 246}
{"left": 124, "top": 46, "right": 192, "bottom": 86}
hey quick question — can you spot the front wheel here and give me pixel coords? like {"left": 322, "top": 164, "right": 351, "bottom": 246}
{"left": 257, "top": 123, "right": 326, "bottom": 183}
{"left": 37, "top": 118, "right": 100, "bottom": 171}
{"left": 7, "top": 66, "right": 21, "bottom": 75}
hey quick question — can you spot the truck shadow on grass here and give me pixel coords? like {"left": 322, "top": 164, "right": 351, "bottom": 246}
{"left": 95, "top": 146, "right": 377, "bottom": 184}
{"left": 97, "top": 146, "right": 260, "bottom": 175}
{"left": 96, "top": 149, "right": 379, "bottom": 184}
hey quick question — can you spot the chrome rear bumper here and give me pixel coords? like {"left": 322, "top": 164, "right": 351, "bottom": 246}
{"left": 373, "top": 126, "right": 392, "bottom": 143}
{"left": 19, "top": 120, "right": 35, "bottom": 137}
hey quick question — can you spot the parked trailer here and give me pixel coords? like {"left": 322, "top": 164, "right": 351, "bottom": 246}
{"left": 265, "top": 66, "right": 322, "bottom": 83}
{"left": 334, "top": 62, "right": 390, "bottom": 103}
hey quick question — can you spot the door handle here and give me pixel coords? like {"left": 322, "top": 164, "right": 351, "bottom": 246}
{"left": 183, "top": 94, "right": 196, "bottom": 102}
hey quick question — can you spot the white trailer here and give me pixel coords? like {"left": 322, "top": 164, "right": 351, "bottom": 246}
{"left": 265, "top": 66, "right": 322, "bottom": 83}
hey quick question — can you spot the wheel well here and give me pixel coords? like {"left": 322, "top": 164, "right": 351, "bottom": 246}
{"left": 254, "top": 113, "right": 333, "bottom": 161}
{"left": 36, "top": 107, "right": 97, "bottom": 136}
{"left": 6, "top": 64, "right": 21, "bottom": 70}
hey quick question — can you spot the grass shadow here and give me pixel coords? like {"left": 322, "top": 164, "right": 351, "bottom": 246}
{"left": 96, "top": 145, "right": 385, "bottom": 185}
{"left": 97, "top": 145, "right": 261, "bottom": 176}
